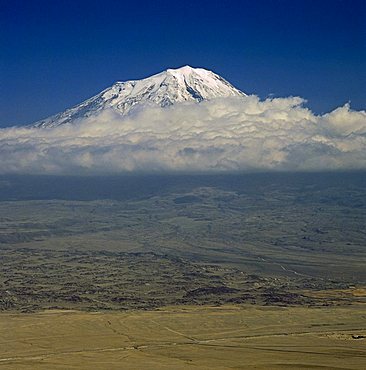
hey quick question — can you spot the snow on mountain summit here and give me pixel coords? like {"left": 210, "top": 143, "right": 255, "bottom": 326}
{"left": 33, "top": 66, "right": 246, "bottom": 128}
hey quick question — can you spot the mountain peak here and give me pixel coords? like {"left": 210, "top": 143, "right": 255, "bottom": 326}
{"left": 167, "top": 65, "right": 196, "bottom": 73}
{"left": 34, "top": 67, "right": 246, "bottom": 128}
{"left": 165, "top": 65, "right": 208, "bottom": 76}
{"left": 164, "top": 65, "right": 220, "bottom": 83}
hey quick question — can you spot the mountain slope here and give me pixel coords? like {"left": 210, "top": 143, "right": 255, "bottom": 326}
{"left": 33, "top": 66, "right": 246, "bottom": 128}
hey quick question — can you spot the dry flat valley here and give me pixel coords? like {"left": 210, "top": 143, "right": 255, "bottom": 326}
{"left": 1, "top": 305, "right": 366, "bottom": 369}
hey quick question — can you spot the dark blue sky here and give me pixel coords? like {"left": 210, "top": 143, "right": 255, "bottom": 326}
{"left": 0, "top": 0, "right": 365, "bottom": 127}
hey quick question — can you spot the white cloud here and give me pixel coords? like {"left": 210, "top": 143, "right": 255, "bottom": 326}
{"left": 0, "top": 96, "right": 365, "bottom": 174}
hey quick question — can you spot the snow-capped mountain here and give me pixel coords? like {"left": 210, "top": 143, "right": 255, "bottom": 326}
{"left": 33, "top": 66, "right": 246, "bottom": 128}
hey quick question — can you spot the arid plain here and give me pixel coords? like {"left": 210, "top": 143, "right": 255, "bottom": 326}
{"left": 0, "top": 173, "right": 365, "bottom": 369}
